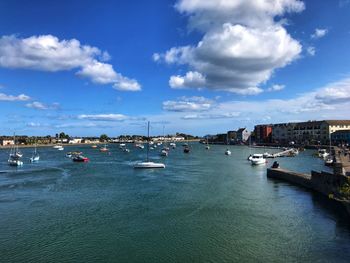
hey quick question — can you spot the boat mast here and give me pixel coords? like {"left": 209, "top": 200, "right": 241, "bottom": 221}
{"left": 147, "top": 121, "right": 150, "bottom": 162}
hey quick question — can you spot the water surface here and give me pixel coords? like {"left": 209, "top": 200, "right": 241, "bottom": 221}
{"left": 0, "top": 144, "right": 349, "bottom": 262}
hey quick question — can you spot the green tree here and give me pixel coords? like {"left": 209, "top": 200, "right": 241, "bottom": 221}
{"left": 100, "top": 134, "right": 109, "bottom": 142}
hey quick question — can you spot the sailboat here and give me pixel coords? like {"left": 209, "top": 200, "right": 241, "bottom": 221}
{"left": 325, "top": 133, "right": 334, "bottom": 166}
{"left": 134, "top": 121, "right": 165, "bottom": 169}
{"left": 8, "top": 133, "right": 23, "bottom": 166}
{"left": 205, "top": 137, "right": 210, "bottom": 150}
{"left": 29, "top": 140, "right": 40, "bottom": 163}
{"left": 160, "top": 125, "right": 169, "bottom": 157}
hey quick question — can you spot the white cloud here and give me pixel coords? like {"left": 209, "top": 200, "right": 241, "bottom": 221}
{"left": 314, "top": 77, "right": 350, "bottom": 104}
{"left": 169, "top": 71, "right": 205, "bottom": 88}
{"left": 77, "top": 113, "right": 141, "bottom": 122}
{"left": 182, "top": 112, "right": 241, "bottom": 120}
{"left": 268, "top": 84, "right": 285, "bottom": 92}
{"left": 25, "top": 101, "right": 60, "bottom": 110}
{"left": 163, "top": 96, "right": 214, "bottom": 112}
{"left": 307, "top": 46, "right": 316, "bottom": 56}
{"left": 0, "top": 34, "right": 141, "bottom": 91}
{"left": 155, "top": 0, "right": 304, "bottom": 94}
{"left": 0, "top": 93, "right": 30, "bottom": 101}
{"left": 311, "top": 28, "right": 328, "bottom": 39}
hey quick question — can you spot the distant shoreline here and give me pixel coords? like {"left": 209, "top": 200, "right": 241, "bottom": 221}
{"left": 0, "top": 139, "right": 201, "bottom": 149}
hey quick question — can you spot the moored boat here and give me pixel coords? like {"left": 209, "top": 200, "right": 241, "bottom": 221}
{"left": 72, "top": 155, "right": 89, "bottom": 162}
{"left": 134, "top": 121, "right": 165, "bottom": 169}
{"left": 250, "top": 154, "right": 266, "bottom": 165}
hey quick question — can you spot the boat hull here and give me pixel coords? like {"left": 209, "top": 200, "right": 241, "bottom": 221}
{"left": 134, "top": 162, "right": 165, "bottom": 169}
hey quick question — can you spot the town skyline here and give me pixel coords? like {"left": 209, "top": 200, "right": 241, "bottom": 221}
{"left": 1, "top": 0, "right": 350, "bottom": 136}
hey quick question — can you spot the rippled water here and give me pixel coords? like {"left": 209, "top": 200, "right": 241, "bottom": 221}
{"left": 0, "top": 144, "right": 349, "bottom": 262}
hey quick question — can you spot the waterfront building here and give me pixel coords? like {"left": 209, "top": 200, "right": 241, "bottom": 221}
{"left": 0, "top": 139, "right": 14, "bottom": 146}
{"left": 271, "top": 120, "right": 350, "bottom": 145}
{"left": 236, "top": 128, "right": 251, "bottom": 143}
{"left": 254, "top": 125, "right": 272, "bottom": 143}
{"left": 331, "top": 130, "right": 350, "bottom": 145}
{"left": 227, "top": 130, "right": 237, "bottom": 144}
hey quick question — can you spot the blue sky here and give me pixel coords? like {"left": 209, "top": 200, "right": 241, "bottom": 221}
{"left": 0, "top": 0, "right": 349, "bottom": 136}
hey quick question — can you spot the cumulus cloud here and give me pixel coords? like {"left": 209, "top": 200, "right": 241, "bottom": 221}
{"left": 169, "top": 71, "right": 205, "bottom": 88}
{"left": 311, "top": 28, "right": 328, "bottom": 39}
{"left": 0, "top": 34, "right": 141, "bottom": 91}
{"left": 25, "top": 101, "right": 60, "bottom": 110}
{"left": 163, "top": 96, "right": 214, "bottom": 112}
{"left": 154, "top": 0, "right": 304, "bottom": 94}
{"left": 268, "top": 84, "right": 285, "bottom": 92}
{"left": 0, "top": 93, "right": 30, "bottom": 101}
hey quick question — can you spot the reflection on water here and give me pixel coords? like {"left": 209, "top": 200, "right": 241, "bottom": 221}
{"left": 0, "top": 144, "right": 349, "bottom": 262}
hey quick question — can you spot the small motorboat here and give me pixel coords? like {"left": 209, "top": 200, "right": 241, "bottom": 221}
{"left": 123, "top": 148, "right": 130, "bottom": 153}
{"left": 72, "top": 155, "right": 89, "bottom": 162}
{"left": 119, "top": 143, "right": 126, "bottom": 149}
{"left": 57, "top": 146, "right": 64, "bottom": 151}
{"left": 169, "top": 142, "right": 176, "bottom": 148}
{"left": 160, "top": 149, "right": 168, "bottom": 157}
{"left": 134, "top": 161, "right": 165, "bottom": 169}
{"left": 100, "top": 144, "right": 109, "bottom": 152}
{"left": 225, "top": 149, "right": 231, "bottom": 155}
{"left": 91, "top": 145, "right": 98, "bottom": 148}
{"left": 325, "top": 156, "right": 334, "bottom": 166}
{"left": 184, "top": 147, "right": 190, "bottom": 153}
{"left": 250, "top": 154, "right": 266, "bottom": 165}
{"left": 135, "top": 144, "right": 145, "bottom": 149}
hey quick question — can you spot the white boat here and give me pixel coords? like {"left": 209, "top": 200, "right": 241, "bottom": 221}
{"left": 325, "top": 157, "right": 333, "bottom": 166}
{"left": 8, "top": 158, "right": 23, "bottom": 166}
{"left": 8, "top": 133, "right": 23, "bottom": 166}
{"left": 324, "top": 133, "right": 333, "bottom": 166}
{"left": 53, "top": 145, "right": 63, "bottom": 149}
{"left": 57, "top": 147, "right": 64, "bottom": 151}
{"left": 134, "top": 161, "right": 165, "bottom": 169}
{"left": 169, "top": 142, "right": 176, "bottom": 147}
{"left": 250, "top": 154, "right": 266, "bottom": 165}
{"left": 100, "top": 144, "right": 109, "bottom": 152}
{"left": 135, "top": 144, "right": 145, "bottom": 149}
{"left": 119, "top": 143, "right": 126, "bottom": 149}
{"left": 318, "top": 149, "right": 329, "bottom": 159}
{"left": 225, "top": 149, "right": 231, "bottom": 155}
{"left": 29, "top": 142, "right": 40, "bottom": 162}
{"left": 134, "top": 121, "right": 165, "bottom": 169}
{"left": 123, "top": 148, "right": 130, "bottom": 153}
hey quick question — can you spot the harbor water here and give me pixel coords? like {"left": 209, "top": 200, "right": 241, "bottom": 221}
{"left": 0, "top": 144, "right": 349, "bottom": 262}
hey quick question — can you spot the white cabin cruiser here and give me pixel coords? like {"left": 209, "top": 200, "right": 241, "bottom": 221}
{"left": 250, "top": 154, "right": 266, "bottom": 165}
